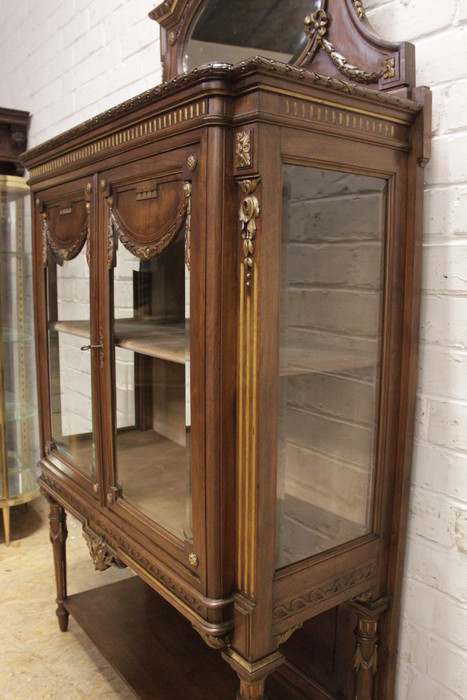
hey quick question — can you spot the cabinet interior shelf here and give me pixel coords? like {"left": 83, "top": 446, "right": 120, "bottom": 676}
{"left": 51, "top": 319, "right": 188, "bottom": 364}
{"left": 52, "top": 319, "right": 374, "bottom": 375}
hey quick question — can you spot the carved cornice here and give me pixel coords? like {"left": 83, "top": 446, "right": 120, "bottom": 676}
{"left": 24, "top": 57, "right": 421, "bottom": 173}
{"left": 273, "top": 561, "right": 378, "bottom": 622}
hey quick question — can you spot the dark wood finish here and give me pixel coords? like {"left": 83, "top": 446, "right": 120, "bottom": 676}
{"left": 22, "top": 3, "right": 431, "bottom": 698}
{"left": 47, "top": 496, "right": 69, "bottom": 632}
{"left": 0, "top": 107, "right": 29, "bottom": 175}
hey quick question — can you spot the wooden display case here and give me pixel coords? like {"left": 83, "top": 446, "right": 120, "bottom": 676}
{"left": 22, "top": 2, "right": 431, "bottom": 697}
{"left": 0, "top": 108, "right": 39, "bottom": 546}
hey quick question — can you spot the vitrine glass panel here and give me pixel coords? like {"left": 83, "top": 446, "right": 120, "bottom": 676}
{"left": 276, "top": 165, "right": 386, "bottom": 569}
{"left": 113, "top": 229, "right": 192, "bottom": 542}
{"left": 47, "top": 246, "right": 95, "bottom": 477}
{"left": 183, "top": 0, "right": 319, "bottom": 71}
{"left": 0, "top": 177, "right": 39, "bottom": 504}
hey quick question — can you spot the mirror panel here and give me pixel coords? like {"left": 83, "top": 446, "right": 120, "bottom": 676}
{"left": 183, "top": 0, "right": 320, "bottom": 71}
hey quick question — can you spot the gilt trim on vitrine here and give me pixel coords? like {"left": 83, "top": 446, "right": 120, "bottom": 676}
{"left": 28, "top": 99, "right": 207, "bottom": 180}
{"left": 40, "top": 211, "right": 89, "bottom": 265}
{"left": 236, "top": 178, "right": 261, "bottom": 596}
{"left": 107, "top": 181, "right": 191, "bottom": 263}
{"left": 238, "top": 178, "right": 260, "bottom": 290}
{"left": 24, "top": 58, "right": 421, "bottom": 180}
{"left": 305, "top": 9, "right": 383, "bottom": 84}
{"left": 83, "top": 527, "right": 126, "bottom": 571}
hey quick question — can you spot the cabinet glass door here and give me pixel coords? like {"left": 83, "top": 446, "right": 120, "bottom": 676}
{"left": 110, "top": 186, "right": 192, "bottom": 542}
{"left": 47, "top": 241, "right": 95, "bottom": 478}
{"left": 276, "top": 164, "right": 386, "bottom": 569}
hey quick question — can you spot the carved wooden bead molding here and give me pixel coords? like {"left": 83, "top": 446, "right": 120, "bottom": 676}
{"left": 353, "top": 1, "right": 366, "bottom": 21}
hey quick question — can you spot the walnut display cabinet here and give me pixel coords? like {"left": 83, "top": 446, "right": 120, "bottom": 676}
{"left": 22, "top": 2, "right": 431, "bottom": 698}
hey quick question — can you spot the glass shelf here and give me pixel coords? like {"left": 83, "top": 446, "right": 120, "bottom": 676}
{"left": 2, "top": 327, "right": 34, "bottom": 344}
{"left": 4, "top": 391, "right": 37, "bottom": 422}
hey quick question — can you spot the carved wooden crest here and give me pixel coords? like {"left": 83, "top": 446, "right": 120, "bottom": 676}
{"left": 150, "top": 0, "right": 414, "bottom": 91}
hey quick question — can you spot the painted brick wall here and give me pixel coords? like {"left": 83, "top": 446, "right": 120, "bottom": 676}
{"left": 0, "top": 1, "right": 466, "bottom": 698}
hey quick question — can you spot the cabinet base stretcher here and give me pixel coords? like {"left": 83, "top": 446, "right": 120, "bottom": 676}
{"left": 62, "top": 576, "right": 314, "bottom": 700}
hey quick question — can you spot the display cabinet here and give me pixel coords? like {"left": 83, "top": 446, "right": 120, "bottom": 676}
{"left": 0, "top": 109, "right": 39, "bottom": 546}
{"left": 22, "top": 2, "right": 431, "bottom": 697}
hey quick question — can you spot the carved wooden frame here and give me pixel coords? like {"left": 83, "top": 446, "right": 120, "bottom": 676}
{"left": 150, "top": 0, "right": 415, "bottom": 90}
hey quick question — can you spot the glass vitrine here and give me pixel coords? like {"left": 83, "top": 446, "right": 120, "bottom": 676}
{"left": 0, "top": 176, "right": 39, "bottom": 545}
{"left": 23, "top": 1, "right": 431, "bottom": 698}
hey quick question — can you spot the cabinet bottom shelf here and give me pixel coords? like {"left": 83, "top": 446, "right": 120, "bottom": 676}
{"left": 63, "top": 576, "right": 316, "bottom": 699}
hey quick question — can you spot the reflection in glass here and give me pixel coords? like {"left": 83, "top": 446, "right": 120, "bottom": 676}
{"left": 47, "top": 246, "right": 95, "bottom": 476}
{"left": 113, "top": 229, "right": 192, "bottom": 542}
{"left": 276, "top": 165, "right": 386, "bottom": 569}
{"left": 184, "top": 0, "right": 319, "bottom": 71}
{"left": 0, "top": 178, "right": 39, "bottom": 505}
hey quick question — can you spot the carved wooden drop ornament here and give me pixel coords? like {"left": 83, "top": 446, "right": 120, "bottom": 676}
{"left": 22, "top": 1, "right": 431, "bottom": 698}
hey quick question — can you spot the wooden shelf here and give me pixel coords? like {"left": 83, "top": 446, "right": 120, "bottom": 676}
{"left": 51, "top": 318, "right": 188, "bottom": 364}
{"left": 281, "top": 346, "right": 375, "bottom": 376}
{"left": 52, "top": 319, "right": 373, "bottom": 374}
{"left": 63, "top": 576, "right": 305, "bottom": 699}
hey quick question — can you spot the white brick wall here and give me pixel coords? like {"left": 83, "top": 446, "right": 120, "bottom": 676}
{"left": 0, "top": 1, "right": 466, "bottom": 697}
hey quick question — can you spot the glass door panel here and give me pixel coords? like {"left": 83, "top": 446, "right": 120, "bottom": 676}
{"left": 276, "top": 165, "right": 386, "bottom": 569}
{"left": 47, "top": 245, "right": 95, "bottom": 477}
{"left": 113, "top": 229, "right": 192, "bottom": 542}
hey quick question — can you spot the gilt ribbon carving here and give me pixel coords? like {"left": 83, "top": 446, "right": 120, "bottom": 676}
{"left": 238, "top": 178, "right": 261, "bottom": 289}
{"left": 107, "top": 181, "right": 192, "bottom": 267}
{"left": 304, "top": 9, "right": 382, "bottom": 84}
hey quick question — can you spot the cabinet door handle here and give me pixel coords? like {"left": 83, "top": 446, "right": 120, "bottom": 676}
{"left": 80, "top": 343, "right": 103, "bottom": 351}
{"left": 80, "top": 332, "right": 104, "bottom": 368}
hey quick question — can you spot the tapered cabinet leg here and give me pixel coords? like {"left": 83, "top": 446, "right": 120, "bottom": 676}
{"left": 351, "top": 598, "right": 388, "bottom": 700}
{"left": 223, "top": 648, "right": 284, "bottom": 700}
{"left": 48, "top": 498, "right": 69, "bottom": 632}
{"left": 237, "top": 679, "right": 266, "bottom": 700}
{"left": 2, "top": 504, "right": 10, "bottom": 546}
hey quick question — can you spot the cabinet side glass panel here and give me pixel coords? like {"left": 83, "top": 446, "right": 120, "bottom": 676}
{"left": 1, "top": 179, "right": 39, "bottom": 499}
{"left": 47, "top": 246, "right": 95, "bottom": 477}
{"left": 113, "top": 229, "right": 192, "bottom": 542}
{"left": 276, "top": 165, "right": 386, "bottom": 569}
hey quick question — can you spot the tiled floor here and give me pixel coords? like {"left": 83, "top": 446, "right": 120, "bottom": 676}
{"left": 0, "top": 495, "right": 136, "bottom": 699}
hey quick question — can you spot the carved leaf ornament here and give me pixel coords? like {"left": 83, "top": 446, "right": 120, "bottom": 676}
{"left": 304, "top": 9, "right": 383, "bottom": 84}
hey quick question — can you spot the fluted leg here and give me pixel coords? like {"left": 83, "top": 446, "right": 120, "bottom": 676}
{"left": 48, "top": 499, "right": 69, "bottom": 632}
{"left": 223, "top": 648, "right": 284, "bottom": 700}
{"left": 351, "top": 598, "right": 388, "bottom": 700}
